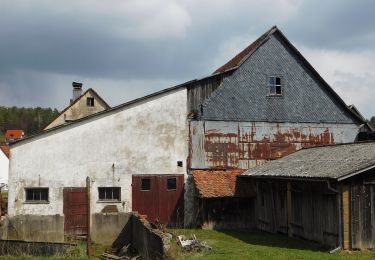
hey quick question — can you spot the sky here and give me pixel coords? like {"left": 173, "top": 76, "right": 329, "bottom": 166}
{"left": 0, "top": 0, "right": 374, "bottom": 118}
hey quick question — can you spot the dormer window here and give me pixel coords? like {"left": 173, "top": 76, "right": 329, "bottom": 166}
{"left": 87, "top": 97, "right": 95, "bottom": 107}
{"left": 268, "top": 76, "right": 282, "bottom": 96}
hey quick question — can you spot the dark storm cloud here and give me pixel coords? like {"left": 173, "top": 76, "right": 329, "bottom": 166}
{"left": 286, "top": 0, "right": 375, "bottom": 50}
{"left": 0, "top": 0, "right": 374, "bottom": 118}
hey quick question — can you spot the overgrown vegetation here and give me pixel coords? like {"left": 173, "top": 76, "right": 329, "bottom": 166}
{"left": 0, "top": 106, "right": 59, "bottom": 141}
{"left": 169, "top": 229, "right": 375, "bottom": 260}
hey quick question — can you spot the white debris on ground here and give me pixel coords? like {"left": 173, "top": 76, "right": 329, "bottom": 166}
{"left": 177, "top": 234, "right": 212, "bottom": 252}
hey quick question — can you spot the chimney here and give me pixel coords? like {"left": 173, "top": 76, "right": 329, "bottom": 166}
{"left": 71, "top": 82, "right": 83, "bottom": 104}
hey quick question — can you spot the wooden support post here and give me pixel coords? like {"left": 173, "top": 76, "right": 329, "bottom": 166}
{"left": 86, "top": 176, "right": 92, "bottom": 257}
{"left": 287, "top": 181, "right": 292, "bottom": 237}
{"left": 342, "top": 184, "right": 350, "bottom": 250}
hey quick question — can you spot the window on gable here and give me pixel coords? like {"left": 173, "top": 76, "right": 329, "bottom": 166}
{"left": 268, "top": 76, "right": 282, "bottom": 96}
{"left": 98, "top": 187, "right": 121, "bottom": 201}
{"left": 25, "top": 188, "right": 49, "bottom": 202}
{"left": 87, "top": 97, "right": 95, "bottom": 107}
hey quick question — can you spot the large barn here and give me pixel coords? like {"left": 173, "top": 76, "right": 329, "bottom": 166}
{"left": 7, "top": 26, "right": 370, "bottom": 236}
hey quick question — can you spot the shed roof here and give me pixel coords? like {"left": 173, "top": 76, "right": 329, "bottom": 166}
{"left": 241, "top": 142, "right": 375, "bottom": 181}
{"left": 192, "top": 169, "right": 254, "bottom": 198}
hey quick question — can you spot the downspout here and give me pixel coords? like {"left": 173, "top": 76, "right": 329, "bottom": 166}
{"left": 326, "top": 180, "right": 342, "bottom": 253}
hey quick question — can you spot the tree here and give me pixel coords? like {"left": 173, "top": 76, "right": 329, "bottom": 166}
{"left": 369, "top": 116, "right": 375, "bottom": 130}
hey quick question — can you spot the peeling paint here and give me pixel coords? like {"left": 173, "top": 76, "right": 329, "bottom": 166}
{"left": 190, "top": 121, "right": 359, "bottom": 169}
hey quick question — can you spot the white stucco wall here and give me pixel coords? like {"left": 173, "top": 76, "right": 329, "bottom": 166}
{"left": 8, "top": 88, "right": 188, "bottom": 216}
{"left": 0, "top": 150, "right": 8, "bottom": 186}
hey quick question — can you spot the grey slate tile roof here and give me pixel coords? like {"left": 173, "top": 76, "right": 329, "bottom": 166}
{"left": 241, "top": 142, "right": 375, "bottom": 180}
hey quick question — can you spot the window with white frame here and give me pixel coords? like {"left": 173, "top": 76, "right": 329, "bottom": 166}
{"left": 268, "top": 76, "right": 282, "bottom": 96}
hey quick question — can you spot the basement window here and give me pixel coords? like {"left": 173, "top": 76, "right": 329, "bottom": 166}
{"left": 268, "top": 76, "right": 282, "bottom": 96}
{"left": 167, "top": 177, "right": 177, "bottom": 190}
{"left": 87, "top": 97, "right": 95, "bottom": 107}
{"left": 98, "top": 187, "right": 120, "bottom": 201}
{"left": 141, "top": 178, "right": 151, "bottom": 191}
{"left": 25, "top": 188, "right": 49, "bottom": 203}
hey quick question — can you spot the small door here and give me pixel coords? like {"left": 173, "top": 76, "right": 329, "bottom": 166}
{"left": 132, "top": 175, "right": 184, "bottom": 226}
{"left": 63, "top": 187, "right": 88, "bottom": 235}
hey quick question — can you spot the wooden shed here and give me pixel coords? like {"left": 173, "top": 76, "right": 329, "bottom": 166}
{"left": 241, "top": 142, "right": 375, "bottom": 250}
{"left": 191, "top": 169, "right": 256, "bottom": 229}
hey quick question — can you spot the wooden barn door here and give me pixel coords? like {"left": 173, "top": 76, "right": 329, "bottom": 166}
{"left": 132, "top": 175, "right": 184, "bottom": 226}
{"left": 350, "top": 182, "right": 375, "bottom": 249}
{"left": 63, "top": 187, "right": 88, "bottom": 235}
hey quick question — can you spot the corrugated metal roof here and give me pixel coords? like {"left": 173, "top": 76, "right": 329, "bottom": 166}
{"left": 241, "top": 142, "right": 375, "bottom": 180}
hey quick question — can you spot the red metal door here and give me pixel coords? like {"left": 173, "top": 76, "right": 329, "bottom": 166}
{"left": 63, "top": 187, "right": 88, "bottom": 235}
{"left": 132, "top": 175, "right": 184, "bottom": 226}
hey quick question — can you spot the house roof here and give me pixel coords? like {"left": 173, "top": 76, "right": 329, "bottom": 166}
{"left": 43, "top": 88, "right": 111, "bottom": 130}
{"left": 0, "top": 145, "right": 9, "bottom": 158}
{"left": 11, "top": 26, "right": 368, "bottom": 147}
{"left": 241, "top": 142, "right": 375, "bottom": 181}
{"left": 5, "top": 130, "right": 24, "bottom": 140}
{"left": 214, "top": 26, "right": 277, "bottom": 74}
{"left": 192, "top": 169, "right": 254, "bottom": 198}
{"left": 212, "top": 26, "right": 365, "bottom": 125}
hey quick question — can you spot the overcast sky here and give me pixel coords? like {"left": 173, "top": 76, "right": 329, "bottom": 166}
{"left": 0, "top": 0, "right": 374, "bottom": 118}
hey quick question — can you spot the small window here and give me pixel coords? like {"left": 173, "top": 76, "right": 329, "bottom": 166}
{"left": 87, "top": 97, "right": 95, "bottom": 107}
{"left": 25, "top": 188, "right": 49, "bottom": 202}
{"left": 167, "top": 178, "right": 177, "bottom": 190}
{"left": 268, "top": 76, "right": 282, "bottom": 95}
{"left": 98, "top": 187, "right": 120, "bottom": 201}
{"left": 141, "top": 178, "right": 151, "bottom": 191}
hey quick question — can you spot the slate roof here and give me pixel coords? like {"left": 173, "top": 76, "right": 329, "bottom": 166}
{"left": 5, "top": 130, "right": 24, "bottom": 140}
{"left": 0, "top": 145, "right": 9, "bottom": 158}
{"left": 214, "top": 26, "right": 277, "bottom": 74}
{"left": 192, "top": 169, "right": 253, "bottom": 198}
{"left": 241, "top": 142, "right": 375, "bottom": 181}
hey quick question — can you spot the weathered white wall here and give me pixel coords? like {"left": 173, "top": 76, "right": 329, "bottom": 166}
{"left": 0, "top": 150, "right": 8, "bottom": 186}
{"left": 45, "top": 90, "right": 108, "bottom": 130}
{"left": 8, "top": 88, "right": 187, "bottom": 216}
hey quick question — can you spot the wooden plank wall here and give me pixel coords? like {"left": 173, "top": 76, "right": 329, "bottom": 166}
{"left": 256, "top": 180, "right": 339, "bottom": 247}
{"left": 350, "top": 176, "right": 375, "bottom": 249}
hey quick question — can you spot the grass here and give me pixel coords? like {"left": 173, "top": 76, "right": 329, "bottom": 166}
{"left": 0, "top": 230, "right": 374, "bottom": 259}
{"left": 169, "top": 229, "right": 375, "bottom": 260}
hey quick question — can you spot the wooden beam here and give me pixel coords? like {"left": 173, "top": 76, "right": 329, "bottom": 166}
{"left": 342, "top": 184, "right": 350, "bottom": 250}
{"left": 287, "top": 181, "right": 292, "bottom": 237}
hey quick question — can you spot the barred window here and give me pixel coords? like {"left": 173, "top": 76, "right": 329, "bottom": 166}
{"left": 25, "top": 188, "right": 49, "bottom": 202}
{"left": 98, "top": 187, "right": 120, "bottom": 201}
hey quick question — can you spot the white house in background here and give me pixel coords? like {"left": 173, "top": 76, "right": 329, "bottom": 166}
{"left": 0, "top": 145, "right": 9, "bottom": 189}
{"left": 44, "top": 82, "right": 110, "bottom": 130}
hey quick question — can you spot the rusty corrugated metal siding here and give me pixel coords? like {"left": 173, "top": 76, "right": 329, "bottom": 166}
{"left": 190, "top": 121, "right": 358, "bottom": 169}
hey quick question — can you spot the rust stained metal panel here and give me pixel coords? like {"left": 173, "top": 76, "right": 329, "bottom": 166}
{"left": 132, "top": 175, "right": 184, "bottom": 226}
{"left": 63, "top": 187, "right": 88, "bottom": 235}
{"left": 190, "top": 121, "right": 359, "bottom": 169}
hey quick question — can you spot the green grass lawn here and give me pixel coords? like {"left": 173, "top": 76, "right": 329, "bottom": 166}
{"left": 169, "top": 229, "right": 375, "bottom": 260}
{"left": 0, "top": 230, "right": 374, "bottom": 259}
